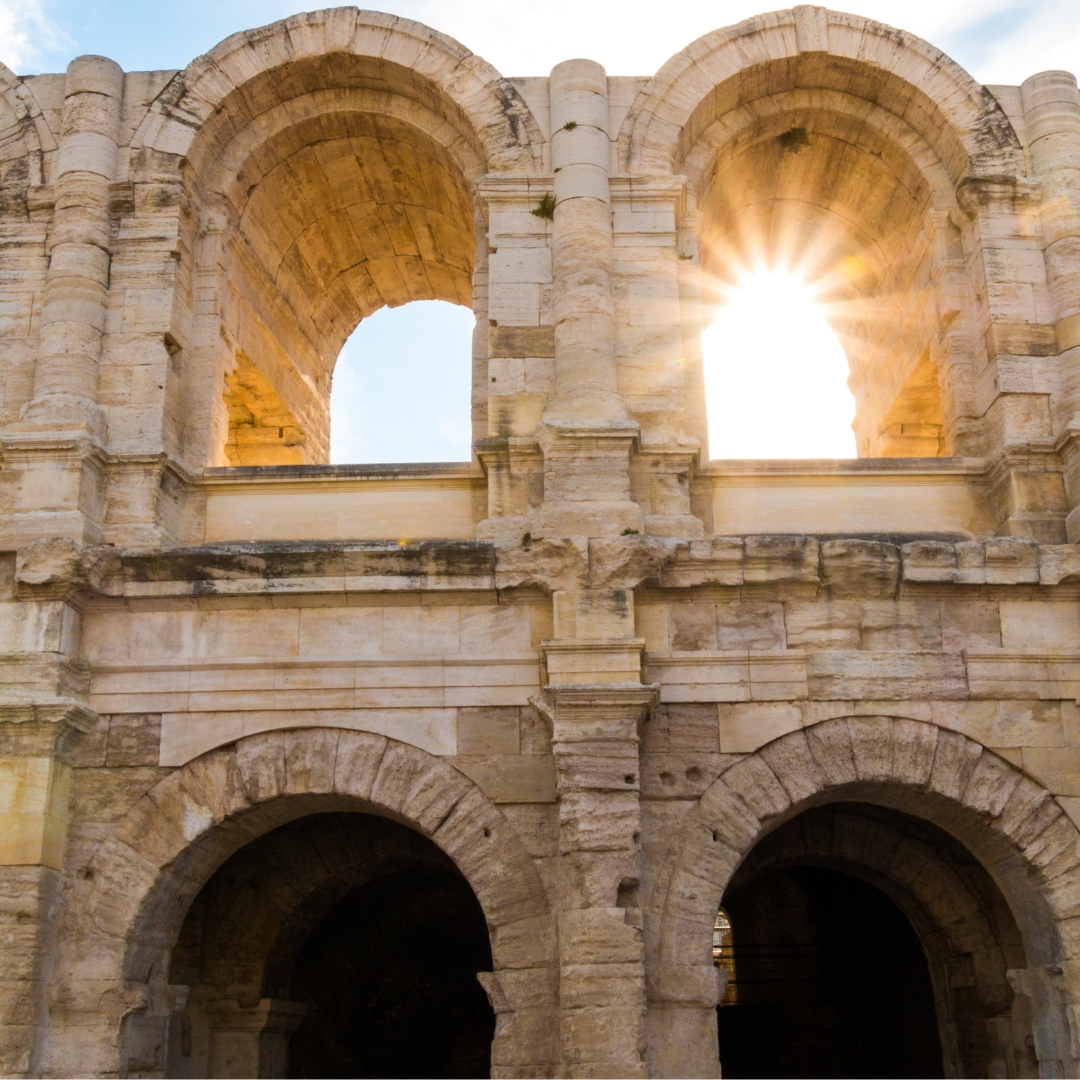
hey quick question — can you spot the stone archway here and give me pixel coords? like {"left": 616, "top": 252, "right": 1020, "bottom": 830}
{"left": 720, "top": 802, "right": 1034, "bottom": 1077}
{"left": 125, "top": 8, "right": 545, "bottom": 468}
{"left": 616, "top": 7, "right": 1028, "bottom": 460}
{"left": 618, "top": 7, "right": 1022, "bottom": 180}
{"left": 43, "top": 728, "right": 556, "bottom": 1077}
{"left": 646, "top": 717, "right": 1080, "bottom": 1078}
{"left": 139, "top": 10, "right": 544, "bottom": 178}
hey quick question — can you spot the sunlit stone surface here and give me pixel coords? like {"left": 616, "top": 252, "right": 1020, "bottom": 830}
{"left": 2, "top": 7, "right": 1080, "bottom": 1078}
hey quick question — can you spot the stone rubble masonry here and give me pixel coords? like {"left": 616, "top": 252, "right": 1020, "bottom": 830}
{"left": 3, "top": 6, "right": 1080, "bottom": 1079}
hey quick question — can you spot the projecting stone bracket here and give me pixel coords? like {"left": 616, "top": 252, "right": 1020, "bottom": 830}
{"left": 15, "top": 537, "right": 122, "bottom": 601}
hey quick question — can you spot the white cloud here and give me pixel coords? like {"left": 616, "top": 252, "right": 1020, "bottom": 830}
{"left": 969, "top": 0, "right": 1080, "bottom": 85}
{"left": 0, "top": 0, "right": 66, "bottom": 73}
{"left": 389, "top": 0, "right": 1030, "bottom": 78}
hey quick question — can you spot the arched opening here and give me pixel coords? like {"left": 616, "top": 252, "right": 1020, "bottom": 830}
{"left": 174, "top": 54, "right": 487, "bottom": 469}
{"left": 330, "top": 299, "right": 475, "bottom": 464}
{"left": 702, "top": 267, "right": 856, "bottom": 458}
{"left": 209, "top": 103, "right": 477, "bottom": 468}
{"left": 164, "top": 812, "right": 495, "bottom": 1079}
{"left": 714, "top": 803, "right": 1038, "bottom": 1080}
{"left": 681, "top": 56, "right": 977, "bottom": 459}
{"left": 718, "top": 866, "right": 942, "bottom": 1078}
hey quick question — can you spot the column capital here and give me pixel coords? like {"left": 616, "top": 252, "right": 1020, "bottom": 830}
{"left": 532, "top": 681, "right": 659, "bottom": 742}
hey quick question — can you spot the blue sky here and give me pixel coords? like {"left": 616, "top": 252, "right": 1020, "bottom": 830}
{"left": 3, "top": 0, "right": 1077, "bottom": 82}
{"left": 329, "top": 302, "right": 474, "bottom": 465}
{"left": 2, "top": 0, "right": 1076, "bottom": 462}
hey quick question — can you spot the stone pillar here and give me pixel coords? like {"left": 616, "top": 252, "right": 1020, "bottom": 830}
{"left": 474, "top": 177, "right": 552, "bottom": 539}
{"left": 539, "top": 60, "right": 642, "bottom": 538}
{"left": 2, "top": 56, "right": 122, "bottom": 547}
{"left": 536, "top": 556, "right": 658, "bottom": 1077}
{"left": 20, "top": 55, "right": 122, "bottom": 438}
{"left": 0, "top": 705, "right": 93, "bottom": 1078}
{"left": 206, "top": 999, "right": 307, "bottom": 1079}
{"left": 957, "top": 176, "right": 1067, "bottom": 541}
{"left": 1021, "top": 72, "right": 1080, "bottom": 539}
{"left": 0, "top": 539, "right": 112, "bottom": 1076}
{"left": 540, "top": 683, "right": 654, "bottom": 1078}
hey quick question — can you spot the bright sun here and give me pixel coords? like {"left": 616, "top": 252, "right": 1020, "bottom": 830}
{"left": 702, "top": 268, "right": 857, "bottom": 459}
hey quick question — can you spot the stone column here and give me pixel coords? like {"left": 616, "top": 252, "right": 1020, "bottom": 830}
{"left": 0, "top": 539, "right": 113, "bottom": 1076}
{"left": 539, "top": 60, "right": 642, "bottom": 538}
{"left": 540, "top": 683, "right": 654, "bottom": 1078}
{"left": 19, "top": 55, "right": 122, "bottom": 438}
{"left": 1021, "top": 72, "right": 1080, "bottom": 539}
{"left": 2, "top": 56, "right": 122, "bottom": 547}
{"left": 475, "top": 177, "right": 552, "bottom": 539}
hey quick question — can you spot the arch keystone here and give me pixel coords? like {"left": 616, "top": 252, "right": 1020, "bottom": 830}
{"left": 891, "top": 717, "right": 939, "bottom": 785}
{"left": 793, "top": 4, "right": 830, "bottom": 53}
{"left": 283, "top": 727, "right": 340, "bottom": 794}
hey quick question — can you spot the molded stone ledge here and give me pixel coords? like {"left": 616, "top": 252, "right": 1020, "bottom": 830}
{"left": 902, "top": 537, "right": 1041, "bottom": 584}
{"left": 17, "top": 535, "right": 1080, "bottom": 602}
{"left": 662, "top": 535, "right": 1080, "bottom": 593}
{"left": 100, "top": 540, "right": 498, "bottom": 597}
{"left": 965, "top": 652, "right": 1080, "bottom": 700}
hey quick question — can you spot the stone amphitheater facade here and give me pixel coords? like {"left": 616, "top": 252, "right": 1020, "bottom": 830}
{"left": 2, "top": 5, "right": 1080, "bottom": 1077}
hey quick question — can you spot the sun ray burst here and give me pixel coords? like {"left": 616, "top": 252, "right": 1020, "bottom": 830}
{"left": 702, "top": 264, "right": 857, "bottom": 459}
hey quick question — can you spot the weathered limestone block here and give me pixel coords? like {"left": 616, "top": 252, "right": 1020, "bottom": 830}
{"left": 15, "top": 538, "right": 119, "bottom": 597}
{"left": 819, "top": 539, "right": 901, "bottom": 598}
{"left": 6, "top": 6, "right": 1080, "bottom": 1077}
{"left": 495, "top": 537, "right": 589, "bottom": 593}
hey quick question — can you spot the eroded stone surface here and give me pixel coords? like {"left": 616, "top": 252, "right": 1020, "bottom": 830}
{"left": 3, "top": 7, "right": 1080, "bottom": 1079}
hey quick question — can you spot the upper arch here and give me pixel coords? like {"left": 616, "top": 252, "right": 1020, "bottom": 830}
{"left": 131, "top": 8, "right": 544, "bottom": 175}
{"left": 617, "top": 6, "right": 1024, "bottom": 183}
{"left": 0, "top": 60, "right": 45, "bottom": 201}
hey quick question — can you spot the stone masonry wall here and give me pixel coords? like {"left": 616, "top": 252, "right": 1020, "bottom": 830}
{"left": 3, "top": 6, "right": 1080, "bottom": 1079}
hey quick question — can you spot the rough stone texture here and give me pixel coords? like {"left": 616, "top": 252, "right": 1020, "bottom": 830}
{"left": 3, "top": 6, "right": 1080, "bottom": 1079}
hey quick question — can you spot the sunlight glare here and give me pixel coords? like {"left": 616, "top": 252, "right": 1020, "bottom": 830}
{"left": 703, "top": 268, "right": 857, "bottom": 459}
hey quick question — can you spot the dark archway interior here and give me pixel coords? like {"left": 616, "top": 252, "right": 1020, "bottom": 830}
{"left": 167, "top": 812, "right": 495, "bottom": 1079}
{"left": 713, "top": 801, "right": 1039, "bottom": 1079}
{"left": 718, "top": 865, "right": 943, "bottom": 1078}
{"left": 288, "top": 865, "right": 495, "bottom": 1078}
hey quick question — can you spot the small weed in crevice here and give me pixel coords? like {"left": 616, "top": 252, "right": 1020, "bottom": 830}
{"left": 531, "top": 192, "right": 556, "bottom": 219}
{"left": 622, "top": 527, "right": 640, "bottom": 536}
{"left": 562, "top": 120, "right": 578, "bottom": 131}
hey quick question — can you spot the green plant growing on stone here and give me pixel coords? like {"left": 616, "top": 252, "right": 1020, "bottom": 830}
{"left": 562, "top": 120, "right": 578, "bottom": 130}
{"left": 531, "top": 192, "right": 556, "bottom": 220}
